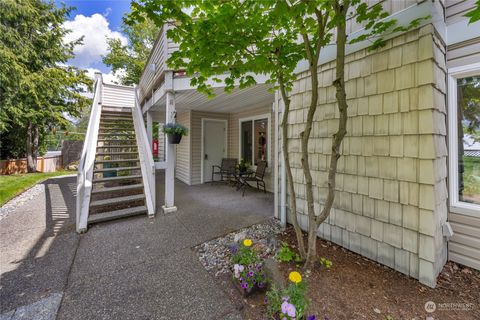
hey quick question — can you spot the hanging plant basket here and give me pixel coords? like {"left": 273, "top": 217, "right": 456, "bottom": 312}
{"left": 167, "top": 132, "right": 183, "bottom": 144}
{"left": 163, "top": 123, "right": 188, "bottom": 145}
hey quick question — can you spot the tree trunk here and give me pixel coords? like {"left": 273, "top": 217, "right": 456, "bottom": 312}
{"left": 279, "top": 79, "right": 307, "bottom": 259}
{"left": 26, "top": 121, "right": 38, "bottom": 173}
{"left": 314, "top": 2, "right": 349, "bottom": 231}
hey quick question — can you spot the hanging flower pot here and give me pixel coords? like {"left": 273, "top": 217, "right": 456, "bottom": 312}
{"left": 163, "top": 123, "right": 188, "bottom": 145}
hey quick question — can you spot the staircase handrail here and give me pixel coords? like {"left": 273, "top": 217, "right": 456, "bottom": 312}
{"left": 76, "top": 78, "right": 103, "bottom": 232}
{"left": 132, "top": 86, "right": 156, "bottom": 216}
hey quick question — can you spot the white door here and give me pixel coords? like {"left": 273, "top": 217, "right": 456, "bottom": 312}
{"left": 203, "top": 120, "right": 226, "bottom": 182}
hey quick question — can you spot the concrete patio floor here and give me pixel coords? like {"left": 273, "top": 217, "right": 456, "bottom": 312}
{"left": 0, "top": 172, "right": 274, "bottom": 320}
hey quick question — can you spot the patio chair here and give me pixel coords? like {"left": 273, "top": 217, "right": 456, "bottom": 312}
{"left": 211, "top": 158, "right": 237, "bottom": 182}
{"left": 240, "top": 161, "right": 267, "bottom": 196}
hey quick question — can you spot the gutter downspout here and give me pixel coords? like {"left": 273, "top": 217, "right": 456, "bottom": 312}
{"left": 278, "top": 92, "right": 287, "bottom": 229}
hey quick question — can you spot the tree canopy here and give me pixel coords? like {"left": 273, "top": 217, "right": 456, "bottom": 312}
{"left": 0, "top": 0, "right": 90, "bottom": 166}
{"left": 103, "top": 13, "right": 160, "bottom": 85}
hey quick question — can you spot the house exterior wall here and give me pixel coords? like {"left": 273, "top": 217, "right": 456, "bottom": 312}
{"left": 445, "top": 21, "right": 480, "bottom": 270}
{"left": 446, "top": 37, "right": 480, "bottom": 69}
{"left": 285, "top": 25, "right": 450, "bottom": 287}
{"left": 446, "top": 0, "right": 477, "bottom": 25}
{"left": 176, "top": 111, "right": 191, "bottom": 185}
{"left": 190, "top": 110, "right": 229, "bottom": 185}
{"left": 227, "top": 104, "right": 276, "bottom": 191}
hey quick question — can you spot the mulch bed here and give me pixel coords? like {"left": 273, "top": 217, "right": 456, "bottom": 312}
{"left": 215, "top": 225, "right": 480, "bottom": 320}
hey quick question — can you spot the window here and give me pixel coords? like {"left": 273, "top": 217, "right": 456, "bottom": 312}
{"left": 448, "top": 63, "right": 480, "bottom": 216}
{"left": 240, "top": 115, "right": 269, "bottom": 166}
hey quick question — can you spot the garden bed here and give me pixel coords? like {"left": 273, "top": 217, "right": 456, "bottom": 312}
{"left": 195, "top": 221, "right": 480, "bottom": 319}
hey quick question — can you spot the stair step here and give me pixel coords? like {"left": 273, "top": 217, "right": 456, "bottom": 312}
{"left": 97, "top": 139, "right": 137, "bottom": 143}
{"left": 97, "top": 145, "right": 137, "bottom": 149}
{"left": 91, "top": 183, "right": 144, "bottom": 194}
{"left": 99, "top": 127, "right": 134, "bottom": 131}
{"left": 93, "top": 174, "right": 142, "bottom": 183}
{"left": 96, "top": 152, "right": 138, "bottom": 156}
{"left": 88, "top": 206, "right": 147, "bottom": 224}
{"left": 90, "top": 194, "right": 145, "bottom": 207}
{"left": 98, "top": 133, "right": 135, "bottom": 136}
{"left": 95, "top": 158, "right": 139, "bottom": 164}
{"left": 100, "top": 118, "right": 133, "bottom": 122}
{"left": 94, "top": 166, "right": 141, "bottom": 173}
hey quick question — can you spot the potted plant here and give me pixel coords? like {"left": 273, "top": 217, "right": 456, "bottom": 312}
{"left": 230, "top": 239, "right": 268, "bottom": 296}
{"left": 163, "top": 123, "right": 188, "bottom": 144}
{"left": 237, "top": 158, "right": 251, "bottom": 173}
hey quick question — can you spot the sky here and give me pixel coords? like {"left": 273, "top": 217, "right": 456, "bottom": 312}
{"left": 55, "top": 0, "right": 133, "bottom": 83}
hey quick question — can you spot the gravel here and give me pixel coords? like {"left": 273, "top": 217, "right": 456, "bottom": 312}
{"left": 195, "top": 218, "right": 283, "bottom": 276}
{"left": 0, "top": 184, "right": 45, "bottom": 221}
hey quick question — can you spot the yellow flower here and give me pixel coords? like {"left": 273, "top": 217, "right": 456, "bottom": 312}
{"left": 243, "top": 239, "right": 253, "bottom": 247}
{"left": 289, "top": 271, "right": 302, "bottom": 284}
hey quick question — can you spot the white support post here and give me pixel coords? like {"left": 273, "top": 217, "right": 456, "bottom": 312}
{"left": 162, "top": 90, "right": 177, "bottom": 213}
{"left": 146, "top": 111, "right": 153, "bottom": 146}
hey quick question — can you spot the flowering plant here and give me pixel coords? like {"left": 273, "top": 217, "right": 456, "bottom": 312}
{"left": 265, "top": 271, "right": 310, "bottom": 319}
{"left": 230, "top": 239, "right": 267, "bottom": 292}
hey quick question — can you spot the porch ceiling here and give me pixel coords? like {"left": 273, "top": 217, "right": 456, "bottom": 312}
{"left": 174, "top": 83, "right": 274, "bottom": 113}
{"left": 147, "top": 82, "right": 274, "bottom": 114}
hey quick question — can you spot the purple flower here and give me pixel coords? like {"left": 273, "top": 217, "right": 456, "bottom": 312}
{"left": 282, "top": 296, "right": 289, "bottom": 302}
{"left": 247, "top": 271, "right": 254, "bottom": 277}
{"left": 307, "top": 316, "right": 317, "bottom": 320}
{"left": 241, "top": 282, "right": 249, "bottom": 289}
{"left": 264, "top": 297, "right": 268, "bottom": 304}
{"left": 256, "top": 264, "right": 262, "bottom": 271}
{"left": 281, "top": 301, "right": 296, "bottom": 317}
{"left": 230, "top": 243, "right": 239, "bottom": 254}
{"left": 258, "top": 282, "right": 264, "bottom": 288}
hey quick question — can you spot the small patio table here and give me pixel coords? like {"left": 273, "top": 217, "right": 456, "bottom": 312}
{"left": 233, "top": 169, "right": 255, "bottom": 192}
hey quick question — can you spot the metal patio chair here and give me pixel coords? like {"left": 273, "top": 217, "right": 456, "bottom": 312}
{"left": 211, "top": 158, "right": 237, "bottom": 182}
{"left": 239, "top": 161, "right": 267, "bottom": 196}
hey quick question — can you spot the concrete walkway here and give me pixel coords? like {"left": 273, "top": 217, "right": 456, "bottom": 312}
{"left": 0, "top": 174, "right": 274, "bottom": 320}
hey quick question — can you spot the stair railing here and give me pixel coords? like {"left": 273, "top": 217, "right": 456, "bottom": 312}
{"left": 76, "top": 78, "right": 103, "bottom": 232}
{"left": 132, "top": 86, "right": 156, "bottom": 216}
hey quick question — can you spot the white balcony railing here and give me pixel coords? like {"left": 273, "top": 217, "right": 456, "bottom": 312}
{"left": 133, "top": 87, "right": 156, "bottom": 216}
{"left": 76, "top": 78, "right": 103, "bottom": 233}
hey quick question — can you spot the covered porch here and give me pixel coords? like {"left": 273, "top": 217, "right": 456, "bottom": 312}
{"left": 142, "top": 71, "right": 279, "bottom": 215}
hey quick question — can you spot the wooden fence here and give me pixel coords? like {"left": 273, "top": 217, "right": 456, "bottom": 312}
{"left": 0, "top": 155, "right": 63, "bottom": 175}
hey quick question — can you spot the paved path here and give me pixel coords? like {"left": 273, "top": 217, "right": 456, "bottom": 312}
{"left": 0, "top": 175, "right": 273, "bottom": 320}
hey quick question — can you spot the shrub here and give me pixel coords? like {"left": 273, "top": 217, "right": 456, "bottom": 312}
{"left": 277, "top": 242, "right": 302, "bottom": 263}
{"left": 162, "top": 123, "right": 188, "bottom": 136}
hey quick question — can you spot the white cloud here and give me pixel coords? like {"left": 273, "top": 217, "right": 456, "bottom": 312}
{"left": 63, "top": 13, "right": 128, "bottom": 69}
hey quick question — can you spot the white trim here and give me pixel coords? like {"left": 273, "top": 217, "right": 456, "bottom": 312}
{"left": 447, "top": 62, "right": 480, "bottom": 218}
{"left": 238, "top": 113, "right": 272, "bottom": 168}
{"left": 200, "top": 118, "right": 228, "bottom": 184}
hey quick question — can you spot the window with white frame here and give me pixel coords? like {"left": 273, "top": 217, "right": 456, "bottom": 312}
{"left": 448, "top": 63, "right": 480, "bottom": 216}
{"left": 240, "top": 115, "right": 269, "bottom": 166}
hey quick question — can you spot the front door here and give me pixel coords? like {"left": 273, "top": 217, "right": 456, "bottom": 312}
{"left": 203, "top": 120, "right": 226, "bottom": 182}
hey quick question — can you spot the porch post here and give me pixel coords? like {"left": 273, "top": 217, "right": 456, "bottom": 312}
{"left": 163, "top": 90, "right": 177, "bottom": 213}
{"left": 146, "top": 111, "right": 153, "bottom": 146}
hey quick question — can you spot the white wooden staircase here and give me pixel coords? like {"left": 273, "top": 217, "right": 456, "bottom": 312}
{"left": 76, "top": 74, "right": 155, "bottom": 232}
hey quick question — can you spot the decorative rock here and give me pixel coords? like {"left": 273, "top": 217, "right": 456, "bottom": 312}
{"left": 264, "top": 258, "right": 287, "bottom": 290}
{"left": 195, "top": 219, "right": 282, "bottom": 275}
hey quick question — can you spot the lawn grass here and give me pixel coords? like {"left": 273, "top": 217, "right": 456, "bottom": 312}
{"left": 0, "top": 171, "right": 73, "bottom": 206}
